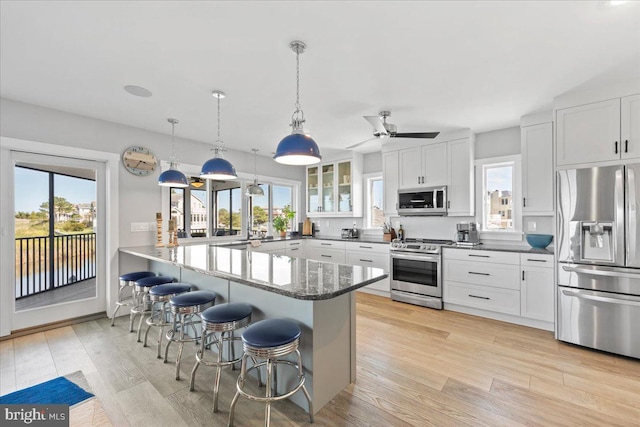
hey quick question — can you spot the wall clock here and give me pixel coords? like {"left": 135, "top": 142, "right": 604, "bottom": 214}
{"left": 122, "top": 146, "right": 157, "bottom": 176}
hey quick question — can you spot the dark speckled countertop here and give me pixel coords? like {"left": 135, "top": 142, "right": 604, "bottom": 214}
{"left": 120, "top": 244, "right": 388, "bottom": 300}
{"left": 445, "top": 243, "right": 554, "bottom": 255}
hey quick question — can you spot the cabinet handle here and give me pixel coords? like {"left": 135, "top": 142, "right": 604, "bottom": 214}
{"left": 418, "top": 176, "right": 421, "bottom": 184}
{"left": 522, "top": 271, "right": 525, "bottom": 281}
{"left": 422, "top": 176, "right": 425, "bottom": 184}
{"left": 321, "top": 254, "right": 332, "bottom": 258}
{"left": 468, "top": 294, "right": 490, "bottom": 300}
{"left": 468, "top": 254, "right": 489, "bottom": 258}
{"left": 625, "top": 139, "right": 629, "bottom": 153}
{"left": 290, "top": 242, "right": 300, "bottom": 246}
{"left": 447, "top": 201, "right": 450, "bottom": 209}
{"left": 468, "top": 271, "right": 490, "bottom": 276}
{"left": 359, "top": 246, "right": 373, "bottom": 249}
{"left": 523, "top": 197, "right": 526, "bottom": 207}
{"left": 291, "top": 248, "right": 299, "bottom": 251}
{"left": 615, "top": 141, "right": 618, "bottom": 154}
{"left": 526, "top": 259, "right": 547, "bottom": 263}
{"left": 320, "top": 243, "right": 332, "bottom": 246}
{"left": 359, "top": 259, "right": 373, "bottom": 263}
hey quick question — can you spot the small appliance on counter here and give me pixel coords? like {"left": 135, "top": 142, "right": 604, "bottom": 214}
{"left": 341, "top": 227, "right": 359, "bottom": 239}
{"left": 455, "top": 222, "right": 480, "bottom": 246}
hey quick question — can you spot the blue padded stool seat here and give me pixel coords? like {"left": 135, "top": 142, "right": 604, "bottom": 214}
{"left": 120, "top": 271, "right": 156, "bottom": 282}
{"left": 170, "top": 291, "right": 218, "bottom": 308}
{"left": 165, "top": 290, "right": 218, "bottom": 380}
{"left": 242, "top": 318, "right": 301, "bottom": 348}
{"left": 201, "top": 303, "right": 253, "bottom": 324}
{"left": 150, "top": 283, "right": 192, "bottom": 297}
{"left": 131, "top": 276, "right": 175, "bottom": 341}
{"left": 189, "top": 303, "right": 255, "bottom": 413}
{"left": 229, "top": 318, "right": 313, "bottom": 426}
{"left": 111, "top": 271, "right": 155, "bottom": 327}
{"left": 143, "top": 283, "right": 192, "bottom": 358}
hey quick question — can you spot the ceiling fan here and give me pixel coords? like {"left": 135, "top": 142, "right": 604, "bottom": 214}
{"left": 346, "top": 110, "right": 440, "bottom": 149}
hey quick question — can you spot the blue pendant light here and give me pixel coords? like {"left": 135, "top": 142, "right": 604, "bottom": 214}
{"left": 201, "top": 90, "right": 238, "bottom": 180}
{"left": 158, "top": 118, "right": 189, "bottom": 187}
{"left": 274, "top": 41, "right": 321, "bottom": 166}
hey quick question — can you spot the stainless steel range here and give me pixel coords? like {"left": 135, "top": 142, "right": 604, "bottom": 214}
{"left": 390, "top": 238, "right": 454, "bottom": 310}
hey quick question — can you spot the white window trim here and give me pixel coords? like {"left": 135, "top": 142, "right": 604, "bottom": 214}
{"left": 363, "top": 172, "right": 383, "bottom": 230}
{"left": 160, "top": 160, "right": 300, "bottom": 242}
{"left": 474, "top": 155, "right": 523, "bottom": 241}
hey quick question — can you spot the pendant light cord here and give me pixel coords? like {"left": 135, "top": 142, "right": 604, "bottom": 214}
{"left": 171, "top": 120, "right": 176, "bottom": 162}
{"left": 295, "top": 47, "right": 301, "bottom": 112}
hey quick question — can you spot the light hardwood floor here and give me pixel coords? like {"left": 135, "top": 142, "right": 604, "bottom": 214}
{"left": 1, "top": 292, "right": 639, "bottom": 426}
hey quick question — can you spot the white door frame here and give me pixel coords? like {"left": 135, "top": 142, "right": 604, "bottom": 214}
{"left": 0, "top": 137, "right": 119, "bottom": 336}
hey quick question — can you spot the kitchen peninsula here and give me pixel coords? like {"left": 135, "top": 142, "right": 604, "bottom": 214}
{"left": 119, "top": 243, "right": 388, "bottom": 413}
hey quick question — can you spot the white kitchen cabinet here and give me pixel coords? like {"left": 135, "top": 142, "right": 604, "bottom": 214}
{"left": 520, "top": 254, "right": 554, "bottom": 323}
{"left": 252, "top": 240, "right": 286, "bottom": 255}
{"left": 521, "top": 122, "right": 554, "bottom": 215}
{"left": 382, "top": 150, "right": 399, "bottom": 216}
{"left": 556, "top": 97, "right": 636, "bottom": 166}
{"left": 306, "top": 154, "right": 363, "bottom": 217}
{"left": 398, "top": 143, "right": 447, "bottom": 189}
{"left": 344, "top": 241, "right": 389, "bottom": 294}
{"left": 447, "top": 137, "right": 475, "bottom": 216}
{"left": 284, "top": 240, "right": 306, "bottom": 258}
{"left": 621, "top": 94, "right": 640, "bottom": 160}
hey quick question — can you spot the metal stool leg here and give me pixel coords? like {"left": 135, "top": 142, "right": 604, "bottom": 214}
{"left": 265, "top": 359, "right": 273, "bottom": 427}
{"left": 175, "top": 313, "right": 186, "bottom": 380}
{"left": 297, "top": 349, "right": 314, "bottom": 423}
{"left": 213, "top": 332, "right": 223, "bottom": 412}
{"left": 189, "top": 327, "right": 207, "bottom": 391}
{"left": 228, "top": 353, "right": 247, "bottom": 427}
{"left": 164, "top": 311, "right": 177, "bottom": 363}
{"left": 111, "top": 283, "right": 126, "bottom": 326}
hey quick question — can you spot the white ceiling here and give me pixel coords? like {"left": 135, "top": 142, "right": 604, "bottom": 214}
{"left": 1, "top": 1, "right": 639, "bottom": 157}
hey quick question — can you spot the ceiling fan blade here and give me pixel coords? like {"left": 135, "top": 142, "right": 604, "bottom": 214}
{"left": 346, "top": 137, "right": 379, "bottom": 150}
{"left": 393, "top": 132, "right": 440, "bottom": 139}
{"left": 363, "top": 115, "right": 388, "bottom": 135}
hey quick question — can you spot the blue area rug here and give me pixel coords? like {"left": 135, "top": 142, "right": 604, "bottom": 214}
{"left": 0, "top": 374, "right": 94, "bottom": 406}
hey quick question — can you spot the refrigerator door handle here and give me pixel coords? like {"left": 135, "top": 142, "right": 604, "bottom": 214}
{"left": 628, "top": 167, "right": 637, "bottom": 266}
{"left": 561, "top": 264, "right": 639, "bottom": 279}
{"left": 614, "top": 168, "right": 625, "bottom": 266}
{"left": 561, "top": 289, "right": 640, "bottom": 307}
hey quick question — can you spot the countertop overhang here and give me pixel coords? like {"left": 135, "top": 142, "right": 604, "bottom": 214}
{"left": 119, "top": 244, "right": 388, "bottom": 301}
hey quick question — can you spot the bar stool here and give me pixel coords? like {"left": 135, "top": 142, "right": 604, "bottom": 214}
{"left": 164, "top": 290, "right": 218, "bottom": 380}
{"left": 189, "top": 303, "right": 257, "bottom": 413}
{"left": 111, "top": 271, "right": 155, "bottom": 327}
{"left": 229, "top": 318, "right": 314, "bottom": 427}
{"left": 130, "top": 275, "right": 175, "bottom": 341}
{"left": 143, "top": 283, "right": 192, "bottom": 358}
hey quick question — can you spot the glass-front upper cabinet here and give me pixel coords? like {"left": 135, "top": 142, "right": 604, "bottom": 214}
{"left": 337, "top": 161, "right": 352, "bottom": 213}
{"left": 306, "top": 154, "right": 363, "bottom": 217}
{"left": 307, "top": 166, "right": 319, "bottom": 213}
{"left": 321, "top": 163, "right": 335, "bottom": 213}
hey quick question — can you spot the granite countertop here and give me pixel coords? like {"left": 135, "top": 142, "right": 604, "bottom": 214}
{"left": 120, "top": 244, "right": 388, "bottom": 301}
{"left": 445, "top": 243, "right": 554, "bottom": 255}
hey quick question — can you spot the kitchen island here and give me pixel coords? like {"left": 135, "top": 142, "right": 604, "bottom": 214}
{"left": 119, "top": 244, "right": 387, "bottom": 413}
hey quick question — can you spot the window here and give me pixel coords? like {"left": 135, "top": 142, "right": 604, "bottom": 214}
{"left": 247, "top": 183, "right": 295, "bottom": 237}
{"left": 475, "top": 155, "right": 521, "bottom": 236}
{"left": 214, "top": 186, "right": 241, "bottom": 236}
{"left": 364, "top": 174, "right": 384, "bottom": 229}
{"left": 169, "top": 177, "right": 209, "bottom": 238}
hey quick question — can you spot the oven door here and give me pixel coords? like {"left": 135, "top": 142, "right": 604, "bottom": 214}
{"left": 390, "top": 252, "right": 441, "bottom": 298}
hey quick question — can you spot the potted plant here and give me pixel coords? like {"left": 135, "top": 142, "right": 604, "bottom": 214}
{"left": 273, "top": 205, "right": 295, "bottom": 238}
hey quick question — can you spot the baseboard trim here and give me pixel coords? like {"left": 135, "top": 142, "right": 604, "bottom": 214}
{"left": 1, "top": 312, "right": 107, "bottom": 341}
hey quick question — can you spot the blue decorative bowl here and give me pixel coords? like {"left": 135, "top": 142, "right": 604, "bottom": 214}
{"left": 526, "top": 234, "right": 553, "bottom": 249}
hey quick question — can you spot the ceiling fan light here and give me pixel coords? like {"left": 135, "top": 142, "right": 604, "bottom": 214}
{"left": 274, "top": 133, "right": 321, "bottom": 165}
{"left": 200, "top": 157, "right": 238, "bottom": 180}
{"left": 158, "top": 163, "right": 189, "bottom": 187}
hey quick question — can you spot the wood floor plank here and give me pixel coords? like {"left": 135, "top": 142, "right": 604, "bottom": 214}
{"left": 2, "top": 291, "right": 638, "bottom": 427}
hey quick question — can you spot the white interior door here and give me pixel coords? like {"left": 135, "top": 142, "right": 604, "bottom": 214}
{"left": 6, "top": 150, "right": 107, "bottom": 330}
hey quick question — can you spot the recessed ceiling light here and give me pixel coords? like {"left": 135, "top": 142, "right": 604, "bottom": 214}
{"left": 124, "top": 85, "right": 152, "bottom": 97}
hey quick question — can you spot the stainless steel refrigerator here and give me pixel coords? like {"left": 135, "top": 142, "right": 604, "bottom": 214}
{"left": 557, "top": 163, "right": 640, "bottom": 359}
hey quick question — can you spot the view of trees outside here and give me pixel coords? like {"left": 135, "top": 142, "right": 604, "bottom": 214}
{"left": 273, "top": 185, "right": 293, "bottom": 230}
{"left": 370, "top": 178, "right": 384, "bottom": 228}
{"left": 216, "top": 187, "right": 242, "bottom": 233}
{"left": 250, "top": 184, "right": 269, "bottom": 233}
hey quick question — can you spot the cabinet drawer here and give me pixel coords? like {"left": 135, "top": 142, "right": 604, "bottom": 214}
{"left": 285, "top": 240, "right": 305, "bottom": 248}
{"left": 445, "top": 259, "right": 520, "bottom": 290}
{"left": 285, "top": 247, "right": 306, "bottom": 258}
{"left": 308, "top": 239, "right": 346, "bottom": 250}
{"left": 314, "top": 248, "right": 346, "bottom": 264}
{"left": 520, "top": 253, "right": 553, "bottom": 268}
{"left": 444, "top": 248, "right": 520, "bottom": 265}
{"left": 344, "top": 241, "right": 389, "bottom": 254}
{"left": 346, "top": 251, "right": 389, "bottom": 269}
{"left": 445, "top": 281, "right": 520, "bottom": 315}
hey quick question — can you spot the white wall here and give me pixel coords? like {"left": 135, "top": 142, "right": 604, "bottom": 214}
{"left": 0, "top": 98, "right": 306, "bottom": 246}
{"left": 474, "top": 126, "right": 520, "bottom": 159}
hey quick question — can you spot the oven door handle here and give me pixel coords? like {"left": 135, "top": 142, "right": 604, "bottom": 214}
{"left": 561, "top": 289, "right": 640, "bottom": 307}
{"left": 391, "top": 253, "right": 440, "bottom": 262}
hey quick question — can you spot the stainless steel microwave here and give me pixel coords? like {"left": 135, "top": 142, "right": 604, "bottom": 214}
{"left": 397, "top": 186, "right": 447, "bottom": 216}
